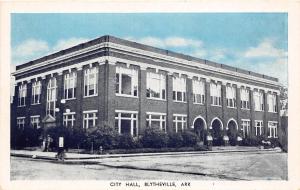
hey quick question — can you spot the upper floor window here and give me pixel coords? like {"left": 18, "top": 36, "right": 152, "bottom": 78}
{"left": 17, "top": 117, "right": 25, "bottom": 130}
{"left": 46, "top": 77, "right": 57, "bottom": 117}
{"left": 255, "top": 120, "right": 263, "bottom": 136}
{"left": 210, "top": 82, "right": 221, "bottom": 106}
{"left": 193, "top": 79, "right": 205, "bottom": 104}
{"left": 115, "top": 66, "right": 138, "bottom": 97}
{"left": 254, "top": 91, "right": 264, "bottom": 111}
{"left": 268, "top": 93, "right": 278, "bottom": 113}
{"left": 146, "top": 72, "right": 166, "bottom": 100}
{"left": 173, "top": 76, "right": 186, "bottom": 102}
{"left": 146, "top": 113, "right": 166, "bottom": 132}
{"left": 83, "top": 110, "right": 98, "bottom": 129}
{"left": 240, "top": 87, "right": 250, "bottom": 109}
{"left": 31, "top": 81, "right": 41, "bottom": 105}
{"left": 84, "top": 67, "right": 98, "bottom": 97}
{"left": 18, "top": 83, "right": 27, "bottom": 106}
{"left": 226, "top": 85, "right": 236, "bottom": 108}
{"left": 64, "top": 72, "right": 77, "bottom": 99}
{"left": 30, "top": 116, "right": 40, "bottom": 129}
{"left": 115, "top": 111, "right": 138, "bottom": 137}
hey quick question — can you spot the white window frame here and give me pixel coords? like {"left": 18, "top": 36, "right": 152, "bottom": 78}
{"left": 254, "top": 91, "right": 264, "bottom": 111}
{"left": 30, "top": 115, "right": 40, "bottom": 129}
{"left": 192, "top": 79, "right": 205, "bottom": 104}
{"left": 210, "top": 81, "right": 222, "bottom": 106}
{"left": 268, "top": 121, "right": 278, "bottom": 138}
{"left": 255, "top": 120, "right": 263, "bottom": 136}
{"left": 268, "top": 93, "right": 278, "bottom": 113}
{"left": 63, "top": 112, "right": 76, "bottom": 127}
{"left": 64, "top": 72, "right": 77, "bottom": 100}
{"left": 146, "top": 112, "right": 166, "bottom": 132}
{"left": 226, "top": 85, "right": 237, "bottom": 108}
{"left": 46, "top": 77, "right": 57, "bottom": 117}
{"left": 115, "top": 66, "right": 139, "bottom": 97}
{"left": 18, "top": 83, "right": 27, "bottom": 107}
{"left": 241, "top": 119, "right": 250, "bottom": 138}
{"left": 84, "top": 67, "right": 98, "bottom": 97}
{"left": 240, "top": 87, "right": 250, "bottom": 110}
{"left": 17, "top": 117, "right": 25, "bottom": 130}
{"left": 146, "top": 72, "right": 166, "bottom": 100}
{"left": 31, "top": 81, "right": 41, "bottom": 105}
{"left": 83, "top": 110, "right": 98, "bottom": 129}
{"left": 115, "top": 110, "right": 138, "bottom": 137}
{"left": 173, "top": 114, "right": 187, "bottom": 133}
{"left": 172, "top": 76, "right": 187, "bottom": 102}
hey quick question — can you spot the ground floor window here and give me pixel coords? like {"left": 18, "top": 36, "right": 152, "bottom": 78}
{"left": 30, "top": 116, "right": 40, "bottom": 129}
{"left": 115, "top": 111, "right": 138, "bottom": 137}
{"left": 17, "top": 117, "right": 25, "bottom": 130}
{"left": 173, "top": 114, "right": 187, "bottom": 133}
{"left": 83, "top": 110, "right": 98, "bottom": 129}
{"left": 255, "top": 120, "right": 263, "bottom": 136}
{"left": 268, "top": 121, "right": 278, "bottom": 138}
{"left": 63, "top": 112, "right": 76, "bottom": 127}
{"left": 146, "top": 112, "right": 166, "bottom": 132}
{"left": 241, "top": 119, "right": 250, "bottom": 138}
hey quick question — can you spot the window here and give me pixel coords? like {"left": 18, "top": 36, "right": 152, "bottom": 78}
{"left": 115, "top": 66, "right": 138, "bottom": 97}
{"left": 146, "top": 72, "right": 166, "bottom": 100}
{"left": 255, "top": 120, "right": 263, "bottom": 136}
{"left": 210, "top": 82, "right": 221, "bottom": 106}
{"left": 18, "top": 83, "right": 27, "bottom": 106}
{"left": 254, "top": 91, "right": 264, "bottom": 111}
{"left": 193, "top": 79, "right": 205, "bottom": 104}
{"left": 83, "top": 111, "right": 98, "bottom": 129}
{"left": 226, "top": 85, "right": 236, "bottom": 108}
{"left": 240, "top": 87, "right": 250, "bottom": 109}
{"left": 64, "top": 72, "right": 77, "bottom": 99}
{"left": 173, "top": 114, "right": 187, "bottom": 133}
{"left": 115, "top": 111, "right": 138, "bottom": 137}
{"left": 172, "top": 76, "right": 186, "bottom": 102}
{"left": 31, "top": 81, "right": 41, "bottom": 104}
{"left": 146, "top": 113, "right": 166, "bottom": 132}
{"left": 17, "top": 117, "right": 25, "bottom": 130}
{"left": 46, "top": 77, "right": 57, "bottom": 117}
{"left": 268, "top": 121, "right": 278, "bottom": 138}
{"left": 30, "top": 116, "right": 40, "bottom": 129}
{"left": 63, "top": 112, "right": 76, "bottom": 127}
{"left": 241, "top": 120, "right": 250, "bottom": 138}
{"left": 268, "top": 93, "right": 278, "bottom": 113}
{"left": 84, "top": 67, "right": 98, "bottom": 97}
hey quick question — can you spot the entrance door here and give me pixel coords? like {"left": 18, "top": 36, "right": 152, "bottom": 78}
{"left": 193, "top": 118, "right": 206, "bottom": 142}
{"left": 227, "top": 120, "right": 238, "bottom": 145}
{"left": 211, "top": 119, "right": 222, "bottom": 145}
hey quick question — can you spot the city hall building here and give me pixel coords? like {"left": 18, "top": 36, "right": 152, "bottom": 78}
{"left": 11, "top": 35, "right": 281, "bottom": 143}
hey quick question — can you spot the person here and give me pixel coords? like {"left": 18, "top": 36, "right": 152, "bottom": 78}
{"left": 46, "top": 135, "right": 53, "bottom": 152}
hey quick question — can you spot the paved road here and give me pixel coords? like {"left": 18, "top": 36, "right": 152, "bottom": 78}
{"left": 11, "top": 151, "right": 287, "bottom": 180}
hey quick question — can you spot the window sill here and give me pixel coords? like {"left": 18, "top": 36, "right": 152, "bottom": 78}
{"left": 116, "top": 94, "right": 139, "bottom": 98}
{"left": 84, "top": 94, "right": 98, "bottom": 98}
{"left": 267, "top": 136, "right": 278, "bottom": 139}
{"left": 241, "top": 108, "right": 250, "bottom": 111}
{"left": 255, "top": 110, "right": 264, "bottom": 112}
{"left": 227, "top": 106, "right": 237, "bottom": 109}
{"left": 63, "top": 98, "right": 77, "bottom": 101}
{"left": 173, "top": 100, "right": 187, "bottom": 103}
{"left": 193, "top": 102, "right": 205, "bottom": 105}
{"left": 211, "top": 104, "right": 222, "bottom": 107}
{"left": 147, "top": 97, "right": 166, "bottom": 101}
{"left": 17, "top": 105, "right": 26, "bottom": 108}
{"left": 31, "top": 103, "right": 41, "bottom": 106}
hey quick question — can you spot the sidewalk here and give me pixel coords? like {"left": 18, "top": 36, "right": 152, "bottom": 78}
{"left": 11, "top": 146, "right": 282, "bottom": 163}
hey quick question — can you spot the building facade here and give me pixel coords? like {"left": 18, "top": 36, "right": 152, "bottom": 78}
{"left": 11, "top": 35, "right": 281, "bottom": 144}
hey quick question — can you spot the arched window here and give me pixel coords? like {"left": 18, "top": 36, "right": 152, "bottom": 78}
{"left": 47, "top": 77, "right": 57, "bottom": 117}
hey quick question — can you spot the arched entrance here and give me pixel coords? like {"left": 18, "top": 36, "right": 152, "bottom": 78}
{"left": 193, "top": 116, "right": 207, "bottom": 142}
{"left": 210, "top": 118, "right": 223, "bottom": 146}
{"left": 227, "top": 119, "right": 238, "bottom": 145}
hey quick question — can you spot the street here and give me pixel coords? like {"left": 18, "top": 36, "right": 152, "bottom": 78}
{"left": 11, "top": 151, "right": 287, "bottom": 180}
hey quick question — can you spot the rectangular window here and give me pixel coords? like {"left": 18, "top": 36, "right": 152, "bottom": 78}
{"left": 173, "top": 114, "right": 187, "bottom": 133}
{"left": 115, "top": 111, "right": 138, "bottom": 137}
{"left": 30, "top": 116, "right": 40, "bottom": 129}
{"left": 268, "top": 121, "right": 278, "bottom": 138}
{"left": 17, "top": 117, "right": 25, "bottom": 130}
{"left": 115, "top": 66, "right": 138, "bottom": 97}
{"left": 83, "top": 111, "right": 98, "bottom": 129}
{"left": 18, "top": 83, "right": 27, "bottom": 106}
{"left": 210, "top": 82, "right": 221, "bottom": 106}
{"left": 146, "top": 72, "right": 166, "bottom": 100}
{"left": 84, "top": 67, "right": 98, "bottom": 97}
{"left": 63, "top": 112, "right": 76, "bottom": 127}
{"left": 268, "top": 93, "right": 278, "bottom": 113}
{"left": 31, "top": 81, "right": 41, "bottom": 105}
{"left": 64, "top": 72, "right": 77, "bottom": 99}
{"left": 255, "top": 120, "right": 263, "bottom": 136}
{"left": 226, "top": 85, "right": 236, "bottom": 108}
{"left": 46, "top": 78, "right": 57, "bottom": 117}
{"left": 241, "top": 119, "right": 250, "bottom": 138}
{"left": 173, "top": 76, "right": 186, "bottom": 102}
{"left": 146, "top": 112, "right": 166, "bottom": 132}
{"left": 240, "top": 87, "right": 250, "bottom": 109}
{"left": 193, "top": 79, "right": 205, "bottom": 104}
{"left": 254, "top": 91, "right": 264, "bottom": 111}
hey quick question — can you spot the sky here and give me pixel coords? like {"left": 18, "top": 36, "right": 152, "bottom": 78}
{"left": 11, "top": 13, "right": 288, "bottom": 86}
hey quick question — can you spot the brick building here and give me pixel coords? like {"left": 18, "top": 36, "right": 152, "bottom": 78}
{"left": 11, "top": 35, "right": 281, "bottom": 144}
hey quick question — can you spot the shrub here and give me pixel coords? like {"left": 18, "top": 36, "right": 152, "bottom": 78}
{"left": 68, "top": 128, "right": 88, "bottom": 149}
{"left": 168, "top": 132, "right": 183, "bottom": 148}
{"left": 140, "top": 127, "right": 169, "bottom": 148}
{"left": 12, "top": 127, "right": 42, "bottom": 148}
{"left": 86, "top": 125, "right": 119, "bottom": 150}
{"left": 117, "top": 134, "right": 136, "bottom": 149}
{"left": 181, "top": 130, "right": 199, "bottom": 147}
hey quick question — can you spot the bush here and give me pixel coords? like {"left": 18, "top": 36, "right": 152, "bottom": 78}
{"left": 68, "top": 128, "right": 88, "bottom": 149}
{"left": 117, "top": 134, "right": 136, "bottom": 149}
{"left": 86, "top": 125, "right": 119, "bottom": 150}
{"left": 241, "top": 136, "right": 266, "bottom": 146}
{"left": 181, "top": 130, "right": 199, "bottom": 147}
{"left": 12, "top": 127, "right": 42, "bottom": 149}
{"left": 168, "top": 133, "right": 183, "bottom": 148}
{"left": 140, "top": 127, "right": 169, "bottom": 148}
